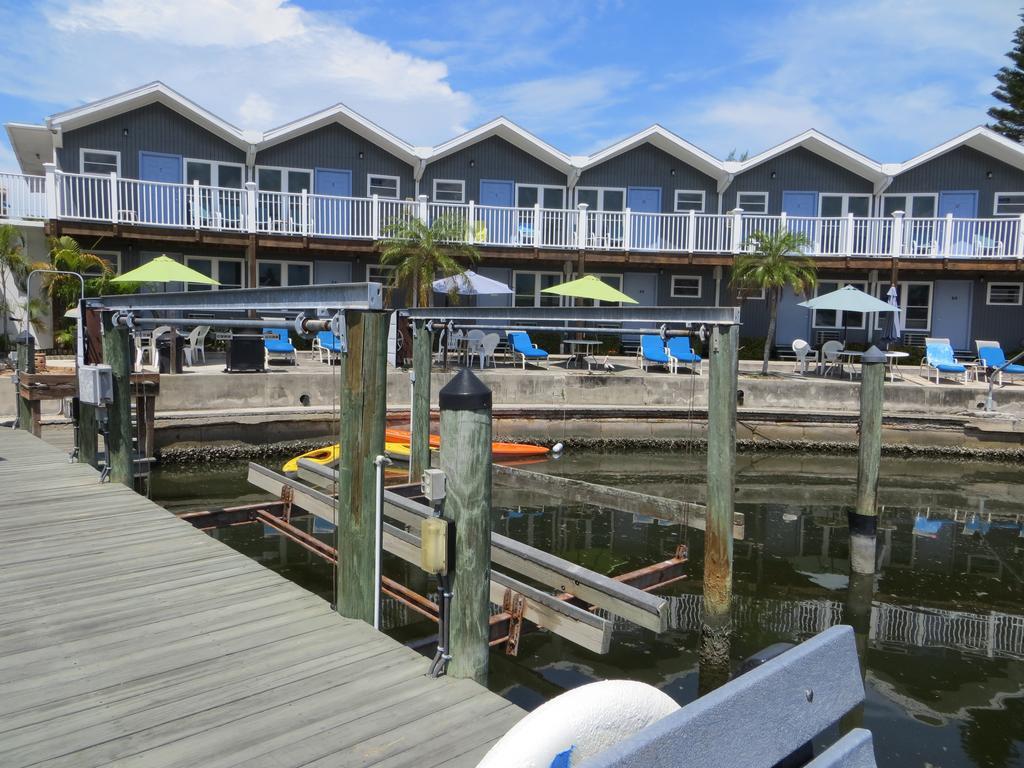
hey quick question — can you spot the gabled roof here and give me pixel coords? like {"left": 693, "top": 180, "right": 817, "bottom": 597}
{"left": 427, "top": 117, "right": 574, "bottom": 176}
{"left": 734, "top": 129, "right": 889, "bottom": 192}
{"left": 5, "top": 123, "right": 53, "bottom": 175}
{"left": 45, "top": 81, "right": 254, "bottom": 150}
{"left": 580, "top": 125, "right": 729, "bottom": 189}
{"left": 259, "top": 103, "right": 421, "bottom": 168}
{"left": 893, "top": 126, "right": 1024, "bottom": 175}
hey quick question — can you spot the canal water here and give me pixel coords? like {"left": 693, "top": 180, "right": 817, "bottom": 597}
{"left": 152, "top": 450, "right": 1024, "bottom": 768}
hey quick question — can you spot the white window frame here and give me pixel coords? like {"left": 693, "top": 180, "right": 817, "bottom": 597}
{"left": 367, "top": 264, "right": 395, "bottom": 284}
{"left": 670, "top": 274, "right": 702, "bottom": 299}
{"left": 80, "top": 148, "right": 121, "bottom": 176}
{"left": 871, "top": 280, "right": 933, "bottom": 332}
{"left": 673, "top": 190, "right": 705, "bottom": 213}
{"left": 84, "top": 249, "right": 121, "bottom": 276}
{"left": 880, "top": 193, "right": 938, "bottom": 218}
{"left": 432, "top": 179, "right": 465, "bottom": 203}
{"left": 367, "top": 174, "right": 401, "bottom": 199}
{"left": 184, "top": 158, "right": 245, "bottom": 189}
{"left": 993, "top": 192, "right": 1024, "bottom": 217}
{"left": 736, "top": 191, "right": 768, "bottom": 214}
{"left": 516, "top": 184, "right": 567, "bottom": 209}
{"left": 255, "top": 165, "right": 312, "bottom": 193}
{"left": 184, "top": 255, "right": 246, "bottom": 291}
{"left": 512, "top": 269, "right": 564, "bottom": 307}
{"left": 574, "top": 186, "right": 627, "bottom": 212}
{"left": 812, "top": 280, "right": 869, "bottom": 329}
{"left": 257, "top": 259, "right": 314, "bottom": 288}
{"left": 742, "top": 286, "right": 766, "bottom": 300}
{"left": 987, "top": 281, "right": 1023, "bottom": 306}
{"left": 819, "top": 193, "right": 872, "bottom": 217}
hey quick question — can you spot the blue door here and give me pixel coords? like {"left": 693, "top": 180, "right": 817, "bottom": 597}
{"left": 479, "top": 180, "right": 514, "bottom": 244}
{"left": 782, "top": 191, "right": 818, "bottom": 248}
{"left": 931, "top": 280, "right": 972, "bottom": 351}
{"left": 774, "top": 286, "right": 812, "bottom": 347}
{"left": 138, "top": 151, "right": 183, "bottom": 225}
{"left": 627, "top": 187, "right": 661, "bottom": 249}
{"left": 939, "top": 191, "right": 979, "bottom": 254}
{"left": 314, "top": 168, "right": 352, "bottom": 236}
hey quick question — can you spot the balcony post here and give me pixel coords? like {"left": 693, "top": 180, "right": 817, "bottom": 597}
{"left": 372, "top": 194, "right": 380, "bottom": 239}
{"left": 43, "top": 162, "right": 58, "bottom": 219}
{"left": 532, "top": 202, "right": 542, "bottom": 247}
{"left": 300, "top": 188, "right": 309, "bottom": 236}
{"left": 1016, "top": 215, "right": 1024, "bottom": 258}
{"left": 729, "top": 208, "right": 744, "bottom": 253}
{"left": 687, "top": 209, "right": 696, "bottom": 252}
{"left": 418, "top": 194, "right": 429, "bottom": 223}
{"left": 844, "top": 212, "right": 856, "bottom": 256}
{"left": 245, "top": 181, "right": 257, "bottom": 233}
{"left": 889, "top": 210, "right": 904, "bottom": 259}
{"left": 576, "top": 203, "right": 588, "bottom": 250}
{"left": 780, "top": 211, "right": 788, "bottom": 232}
{"left": 622, "top": 207, "right": 632, "bottom": 251}
{"left": 467, "top": 200, "right": 476, "bottom": 244}
{"left": 191, "top": 180, "right": 201, "bottom": 230}
{"left": 110, "top": 172, "right": 119, "bottom": 225}
{"left": 941, "top": 212, "right": 954, "bottom": 256}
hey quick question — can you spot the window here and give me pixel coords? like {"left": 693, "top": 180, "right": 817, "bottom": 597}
{"left": 432, "top": 179, "right": 465, "bottom": 203}
{"left": 516, "top": 185, "right": 566, "bottom": 209}
{"left": 812, "top": 280, "right": 868, "bottom": 329}
{"left": 820, "top": 194, "right": 871, "bottom": 217}
{"left": 994, "top": 193, "right": 1024, "bottom": 217}
{"left": 574, "top": 273, "right": 623, "bottom": 307}
{"left": 513, "top": 271, "right": 563, "bottom": 307}
{"left": 185, "top": 256, "right": 244, "bottom": 291}
{"left": 674, "top": 190, "right": 705, "bottom": 213}
{"left": 368, "top": 175, "right": 400, "bottom": 199}
{"left": 736, "top": 192, "right": 767, "bottom": 214}
{"left": 84, "top": 249, "right": 121, "bottom": 276}
{"left": 185, "top": 160, "right": 244, "bottom": 189}
{"left": 882, "top": 194, "right": 937, "bottom": 218}
{"left": 670, "top": 275, "right": 702, "bottom": 299}
{"left": 575, "top": 187, "right": 625, "bottom": 211}
{"left": 987, "top": 282, "right": 1023, "bottom": 305}
{"left": 80, "top": 149, "right": 120, "bottom": 176}
{"left": 258, "top": 259, "right": 312, "bottom": 287}
{"left": 256, "top": 166, "right": 312, "bottom": 193}
{"left": 367, "top": 264, "right": 395, "bottom": 285}
{"left": 901, "top": 282, "right": 932, "bottom": 330}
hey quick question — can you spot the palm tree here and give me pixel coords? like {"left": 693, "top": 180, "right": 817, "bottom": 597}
{"left": 0, "top": 224, "right": 28, "bottom": 344}
{"left": 376, "top": 213, "right": 480, "bottom": 307}
{"left": 732, "top": 229, "right": 817, "bottom": 375}
{"left": 41, "top": 236, "right": 112, "bottom": 313}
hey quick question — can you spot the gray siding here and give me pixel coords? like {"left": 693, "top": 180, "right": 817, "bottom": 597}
{"left": 58, "top": 103, "right": 245, "bottom": 178}
{"left": 888, "top": 146, "right": 1024, "bottom": 218}
{"left": 578, "top": 144, "right": 718, "bottom": 214}
{"left": 255, "top": 123, "right": 415, "bottom": 199}
{"left": 971, "top": 279, "right": 1024, "bottom": 352}
{"left": 421, "top": 136, "right": 567, "bottom": 203}
{"left": 655, "top": 267, "right": 720, "bottom": 307}
{"left": 724, "top": 147, "right": 873, "bottom": 215}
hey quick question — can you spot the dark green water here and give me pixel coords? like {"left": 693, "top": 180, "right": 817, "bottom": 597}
{"left": 151, "top": 451, "right": 1024, "bottom": 768}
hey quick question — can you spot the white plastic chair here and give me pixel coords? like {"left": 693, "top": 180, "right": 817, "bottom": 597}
{"left": 184, "top": 325, "right": 210, "bottom": 366}
{"left": 143, "top": 325, "right": 171, "bottom": 370}
{"left": 479, "top": 333, "right": 500, "bottom": 370}
{"left": 792, "top": 339, "right": 818, "bottom": 375}
{"left": 466, "top": 329, "right": 485, "bottom": 366}
{"left": 820, "top": 340, "right": 845, "bottom": 377}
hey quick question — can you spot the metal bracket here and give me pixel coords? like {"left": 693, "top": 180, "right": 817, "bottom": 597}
{"left": 502, "top": 589, "right": 527, "bottom": 656}
{"left": 112, "top": 310, "right": 135, "bottom": 330}
{"left": 292, "top": 312, "right": 315, "bottom": 341}
{"left": 280, "top": 485, "right": 294, "bottom": 523}
{"left": 331, "top": 311, "right": 347, "bottom": 353}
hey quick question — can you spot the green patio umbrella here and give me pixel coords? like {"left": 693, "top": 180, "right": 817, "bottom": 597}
{"left": 541, "top": 274, "right": 637, "bottom": 304}
{"left": 111, "top": 255, "right": 219, "bottom": 286}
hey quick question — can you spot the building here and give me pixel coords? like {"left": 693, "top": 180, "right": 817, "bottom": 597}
{"left": 5, "top": 81, "right": 1024, "bottom": 353}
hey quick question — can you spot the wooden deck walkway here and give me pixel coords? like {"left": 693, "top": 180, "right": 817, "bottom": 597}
{"left": 0, "top": 429, "right": 522, "bottom": 767}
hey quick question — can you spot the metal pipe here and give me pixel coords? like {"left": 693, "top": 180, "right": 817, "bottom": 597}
{"left": 128, "top": 316, "right": 334, "bottom": 333}
{"left": 433, "top": 323, "right": 695, "bottom": 337}
{"left": 372, "top": 454, "right": 392, "bottom": 630}
{"left": 985, "top": 348, "right": 1024, "bottom": 412}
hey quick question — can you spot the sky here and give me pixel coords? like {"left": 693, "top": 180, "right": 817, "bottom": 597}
{"left": 0, "top": 0, "right": 1018, "bottom": 173}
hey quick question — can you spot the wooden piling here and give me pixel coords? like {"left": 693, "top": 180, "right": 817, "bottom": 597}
{"left": 78, "top": 403, "right": 98, "bottom": 467}
{"left": 335, "top": 310, "right": 388, "bottom": 624}
{"left": 701, "top": 323, "right": 738, "bottom": 663}
{"left": 101, "top": 311, "right": 133, "bottom": 487}
{"left": 850, "top": 346, "right": 885, "bottom": 575}
{"left": 15, "top": 331, "right": 34, "bottom": 432}
{"left": 409, "top": 319, "right": 432, "bottom": 481}
{"left": 439, "top": 367, "right": 493, "bottom": 685}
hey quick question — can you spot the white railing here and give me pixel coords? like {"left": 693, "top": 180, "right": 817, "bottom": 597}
{"left": 32, "top": 168, "right": 1024, "bottom": 259}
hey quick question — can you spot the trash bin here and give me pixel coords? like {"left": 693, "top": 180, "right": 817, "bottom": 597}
{"left": 157, "top": 333, "right": 186, "bottom": 373}
{"left": 225, "top": 334, "right": 265, "bottom": 372}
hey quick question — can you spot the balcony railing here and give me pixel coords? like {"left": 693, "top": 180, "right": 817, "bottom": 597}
{"left": 11, "top": 167, "right": 1024, "bottom": 260}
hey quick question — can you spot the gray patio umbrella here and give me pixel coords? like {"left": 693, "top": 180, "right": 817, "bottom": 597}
{"left": 880, "top": 285, "right": 903, "bottom": 348}
{"left": 798, "top": 285, "right": 899, "bottom": 343}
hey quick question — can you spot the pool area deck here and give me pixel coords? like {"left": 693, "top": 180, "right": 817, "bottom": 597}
{"left": 0, "top": 428, "right": 522, "bottom": 768}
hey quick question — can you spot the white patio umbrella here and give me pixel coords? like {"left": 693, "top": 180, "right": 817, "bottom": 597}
{"left": 432, "top": 270, "right": 513, "bottom": 295}
{"left": 886, "top": 285, "right": 902, "bottom": 338}
{"left": 797, "top": 284, "right": 899, "bottom": 314}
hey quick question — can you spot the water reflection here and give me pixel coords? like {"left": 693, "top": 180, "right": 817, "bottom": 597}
{"left": 151, "top": 450, "right": 1024, "bottom": 768}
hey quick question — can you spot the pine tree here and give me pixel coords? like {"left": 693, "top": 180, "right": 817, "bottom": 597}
{"left": 988, "top": 12, "right": 1024, "bottom": 142}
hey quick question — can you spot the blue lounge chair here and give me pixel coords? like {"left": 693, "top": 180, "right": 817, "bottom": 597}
{"left": 976, "top": 341, "right": 1024, "bottom": 385}
{"left": 922, "top": 337, "right": 966, "bottom": 383}
{"left": 666, "top": 336, "right": 703, "bottom": 375}
{"left": 638, "top": 334, "right": 671, "bottom": 372}
{"left": 263, "top": 327, "right": 296, "bottom": 365}
{"left": 507, "top": 331, "right": 548, "bottom": 369}
{"left": 312, "top": 330, "right": 341, "bottom": 363}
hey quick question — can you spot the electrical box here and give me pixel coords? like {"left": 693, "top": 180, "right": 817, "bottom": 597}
{"left": 78, "top": 364, "right": 113, "bottom": 406}
{"left": 421, "top": 516, "right": 455, "bottom": 575}
{"left": 421, "top": 468, "right": 446, "bottom": 504}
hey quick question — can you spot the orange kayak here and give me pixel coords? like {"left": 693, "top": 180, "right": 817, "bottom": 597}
{"left": 385, "top": 428, "right": 549, "bottom": 457}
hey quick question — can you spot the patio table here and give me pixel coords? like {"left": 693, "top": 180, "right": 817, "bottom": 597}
{"left": 561, "top": 339, "right": 602, "bottom": 371}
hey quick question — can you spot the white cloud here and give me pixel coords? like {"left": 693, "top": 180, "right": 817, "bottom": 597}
{"left": 0, "top": 0, "right": 474, "bottom": 144}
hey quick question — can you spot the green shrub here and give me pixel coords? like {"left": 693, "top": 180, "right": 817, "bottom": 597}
{"left": 738, "top": 336, "right": 766, "bottom": 360}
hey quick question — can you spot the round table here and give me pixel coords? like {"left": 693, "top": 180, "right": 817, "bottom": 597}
{"left": 561, "top": 339, "right": 602, "bottom": 370}
{"left": 837, "top": 350, "right": 910, "bottom": 381}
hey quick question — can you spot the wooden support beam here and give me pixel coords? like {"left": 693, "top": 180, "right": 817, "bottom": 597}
{"left": 851, "top": 348, "right": 885, "bottom": 575}
{"left": 101, "top": 311, "right": 133, "bottom": 487}
{"left": 15, "top": 332, "right": 33, "bottom": 432}
{"left": 409, "top": 319, "right": 432, "bottom": 481}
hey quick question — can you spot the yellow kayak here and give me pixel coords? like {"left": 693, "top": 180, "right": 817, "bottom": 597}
{"left": 282, "top": 444, "right": 339, "bottom": 474}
